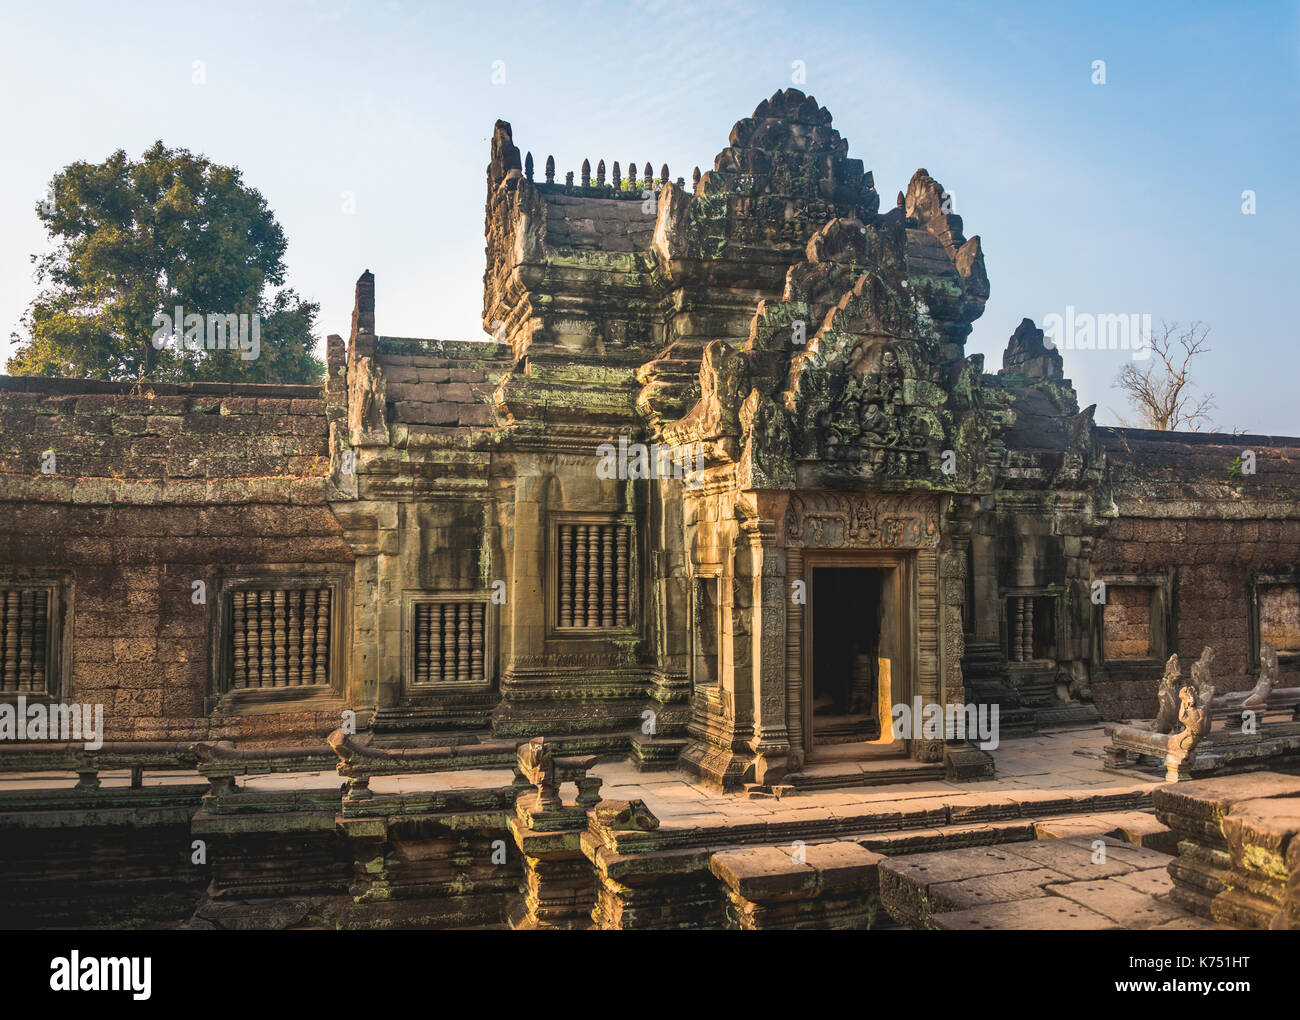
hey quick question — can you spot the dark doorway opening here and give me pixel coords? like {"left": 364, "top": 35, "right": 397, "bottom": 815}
{"left": 811, "top": 566, "right": 885, "bottom": 745}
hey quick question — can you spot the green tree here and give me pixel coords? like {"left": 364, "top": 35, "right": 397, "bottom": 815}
{"left": 8, "top": 141, "right": 323, "bottom": 384}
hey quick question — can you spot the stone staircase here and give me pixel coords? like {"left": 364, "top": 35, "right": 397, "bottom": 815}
{"left": 963, "top": 641, "right": 1100, "bottom": 734}
{"left": 1008, "top": 661, "right": 1101, "bottom": 729}
{"left": 962, "top": 640, "right": 1036, "bottom": 736}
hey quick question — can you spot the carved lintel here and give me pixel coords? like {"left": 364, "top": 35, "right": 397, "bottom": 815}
{"left": 785, "top": 492, "right": 939, "bottom": 549}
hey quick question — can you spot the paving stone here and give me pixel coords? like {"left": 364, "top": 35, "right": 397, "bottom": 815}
{"left": 1113, "top": 867, "right": 1176, "bottom": 897}
{"left": 1044, "top": 878, "right": 1187, "bottom": 928}
{"left": 880, "top": 845, "right": 1032, "bottom": 887}
{"left": 1033, "top": 810, "right": 1176, "bottom": 853}
{"left": 1141, "top": 914, "right": 1224, "bottom": 930}
{"left": 1065, "top": 834, "right": 1174, "bottom": 867}
{"left": 776, "top": 840, "right": 884, "bottom": 893}
{"left": 933, "top": 898, "right": 1121, "bottom": 930}
{"left": 929, "top": 866, "right": 1073, "bottom": 912}
{"left": 999, "top": 836, "right": 1169, "bottom": 880}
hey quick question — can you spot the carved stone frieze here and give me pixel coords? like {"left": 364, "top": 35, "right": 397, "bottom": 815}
{"left": 784, "top": 492, "right": 939, "bottom": 549}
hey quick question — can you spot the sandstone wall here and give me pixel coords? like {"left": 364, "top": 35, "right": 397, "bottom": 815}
{"left": 0, "top": 376, "right": 352, "bottom": 743}
{"left": 1091, "top": 428, "right": 1300, "bottom": 720}
{"left": 378, "top": 337, "right": 509, "bottom": 431}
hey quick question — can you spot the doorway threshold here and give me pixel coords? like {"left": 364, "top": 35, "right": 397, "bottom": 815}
{"left": 791, "top": 745, "right": 945, "bottom": 791}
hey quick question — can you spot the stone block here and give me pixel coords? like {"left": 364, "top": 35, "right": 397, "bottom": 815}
{"left": 710, "top": 846, "right": 817, "bottom": 901}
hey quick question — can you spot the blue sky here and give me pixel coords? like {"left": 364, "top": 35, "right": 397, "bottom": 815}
{"left": 1, "top": 0, "right": 1296, "bottom": 432}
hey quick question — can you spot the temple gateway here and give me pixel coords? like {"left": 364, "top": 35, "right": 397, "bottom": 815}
{"left": 3, "top": 90, "right": 1300, "bottom": 930}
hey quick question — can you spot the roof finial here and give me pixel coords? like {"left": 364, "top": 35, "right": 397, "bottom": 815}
{"left": 545, "top": 155, "right": 555, "bottom": 184}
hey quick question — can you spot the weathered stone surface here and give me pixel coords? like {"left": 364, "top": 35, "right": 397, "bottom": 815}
{"left": 1153, "top": 772, "right": 1300, "bottom": 927}
{"left": 933, "top": 898, "right": 1121, "bottom": 930}
{"left": 928, "top": 866, "right": 1071, "bottom": 912}
{"left": 1043, "top": 877, "right": 1188, "bottom": 928}
{"left": 4, "top": 88, "right": 1300, "bottom": 932}
{"left": 710, "top": 846, "right": 817, "bottom": 901}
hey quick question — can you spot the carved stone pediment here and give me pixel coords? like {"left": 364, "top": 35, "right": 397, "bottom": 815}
{"left": 809, "top": 338, "right": 947, "bottom": 479}
{"left": 655, "top": 201, "right": 999, "bottom": 492}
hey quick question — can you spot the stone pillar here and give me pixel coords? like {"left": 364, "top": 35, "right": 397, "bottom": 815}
{"left": 785, "top": 547, "right": 805, "bottom": 771}
{"left": 743, "top": 504, "right": 790, "bottom": 786}
{"left": 643, "top": 477, "right": 692, "bottom": 752}
{"left": 332, "top": 502, "right": 398, "bottom": 727}
{"left": 940, "top": 502, "right": 996, "bottom": 780}
{"left": 940, "top": 514, "right": 972, "bottom": 707}
{"left": 970, "top": 505, "right": 1000, "bottom": 644}
{"left": 916, "top": 548, "right": 943, "bottom": 762}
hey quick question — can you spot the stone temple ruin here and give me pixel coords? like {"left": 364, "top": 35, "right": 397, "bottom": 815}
{"left": 2, "top": 89, "right": 1300, "bottom": 930}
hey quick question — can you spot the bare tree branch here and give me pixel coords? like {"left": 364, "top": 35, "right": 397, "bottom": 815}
{"left": 1112, "top": 321, "right": 1216, "bottom": 430}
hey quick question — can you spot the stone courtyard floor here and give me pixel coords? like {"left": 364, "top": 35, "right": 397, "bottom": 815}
{"left": 2, "top": 726, "right": 1221, "bottom": 929}
{"left": 592, "top": 726, "right": 1160, "bottom": 829}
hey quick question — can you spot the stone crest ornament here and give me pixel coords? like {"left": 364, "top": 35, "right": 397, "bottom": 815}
{"left": 517, "top": 736, "right": 560, "bottom": 810}
{"left": 1168, "top": 683, "right": 1213, "bottom": 762}
{"left": 1190, "top": 646, "right": 1216, "bottom": 710}
{"left": 1243, "top": 642, "right": 1278, "bottom": 709}
{"left": 1153, "top": 653, "right": 1182, "bottom": 734}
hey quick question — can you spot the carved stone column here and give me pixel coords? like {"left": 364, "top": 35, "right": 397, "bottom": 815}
{"left": 742, "top": 497, "right": 790, "bottom": 786}
{"left": 916, "top": 548, "right": 943, "bottom": 762}
{"left": 940, "top": 512, "right": 973, "bottom": 708}
{"left": 939, "top": 499, "right": 995, "bottom": 779}
{"left": 785, "top": 547, "right": 805, "bottom": 771}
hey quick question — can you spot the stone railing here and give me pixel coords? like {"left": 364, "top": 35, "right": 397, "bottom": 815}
{"left": 0, "top": 740, "right": 198, "bottom": 791}
{"left": 192, "top": 740, "right": 336, "bottom": 801}
{"left": 0, "top": 739, "right": 341, "bottom": 795}
{"left": 1104, "top": 645, "right": 1300, "bottom": 781}
{"left": 327, "top": 728, "right": 519, "bottom": 803}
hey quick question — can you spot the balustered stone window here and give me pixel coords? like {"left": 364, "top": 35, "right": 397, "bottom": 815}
{"left": 229, "top": 587, "right": 332, "bottom": 689}
{"left": 0, "top": 576, "right": 67, "bottom": 699}
{"left": 1005, "top": 593, "right": 1057, "bottom": 662}
{"left": 210, "top": 569, "right": 347, "bottom": 711}
{"left": 405, "top": 595, "right": 493, "bottom": 689}
{"left": 551, "top": 518, "right": 635, "bottom": 632}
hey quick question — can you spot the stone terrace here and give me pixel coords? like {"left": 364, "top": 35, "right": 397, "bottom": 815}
{"left": 0, "top": 727, "right": 1264, "bottom": 929}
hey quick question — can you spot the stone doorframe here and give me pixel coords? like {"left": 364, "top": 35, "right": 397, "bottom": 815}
{"left": 779, "top": 491, "right": 952, "bottom": 771}
{"left": 796, "top": 549, "right": 915, "bottom": 763}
